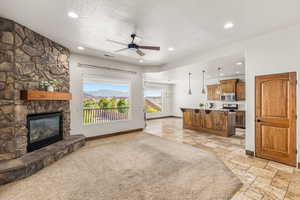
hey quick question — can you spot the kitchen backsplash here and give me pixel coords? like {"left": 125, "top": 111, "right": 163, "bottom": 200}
{"left": 206, "top": 100, "right": 245, "bottom": 111}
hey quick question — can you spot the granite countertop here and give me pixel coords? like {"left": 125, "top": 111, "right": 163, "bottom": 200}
{"left": 181, "top": 107, "right": 246, "bottom": 112}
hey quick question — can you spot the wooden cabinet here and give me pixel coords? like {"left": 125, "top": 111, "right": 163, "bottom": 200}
{"left": 183, "top": 111, "right": 192, "bottom": 127}
{"left": 236, "top": 82, "right": 245, "bottom": 101}
{"left": 235, "top": 111, "right": 245, "bottom": 129}
{"left": 203, "top": 111, "right": 227, "bottom": 131}
{"left": 181, "top": 108, "right": 236, "bottom": 137}
{"left": 191, "top": 110, "right": 204, "bottom": 127}
{"left": 207, "top": 79, "right": 245, "bottom": 101}
{"left": 220, "top": 79, "right": 237, "bottom": 93}
{"left": 207, "top": 84, "right": 221, "bottom": 100}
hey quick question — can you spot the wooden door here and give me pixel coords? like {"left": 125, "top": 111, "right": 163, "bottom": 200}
{"left": 236, "top": 82, "right": 245, "bottom": 101}
{"left": 256, "top": 72, "right": 297, "bottom": 166}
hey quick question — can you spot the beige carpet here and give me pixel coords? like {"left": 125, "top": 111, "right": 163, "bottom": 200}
{"left": 0, "top": 133, "right": 242, "bottom": 200}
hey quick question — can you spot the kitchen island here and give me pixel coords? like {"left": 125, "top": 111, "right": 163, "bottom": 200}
{"left": 181, "top": 108, "right": 236, "bottom": 137}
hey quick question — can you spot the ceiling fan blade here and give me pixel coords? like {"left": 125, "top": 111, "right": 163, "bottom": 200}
{"left": 139, "top": 46, "right": 160, "bottom": 51}
{"left": 136, "top": 49, "right": 145, "bottom": 56}
{"left": 114, "top": 48, "right": 128, "bottom": 53}
{"left": 106, "top": 39, "right": 128, "bottom": 46}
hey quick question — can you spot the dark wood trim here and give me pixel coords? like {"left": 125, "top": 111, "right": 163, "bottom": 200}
{"left": 245, "top": 150, "right": 254, "bottom": 156}
{"left": 147, "top": 116, "right": 172, "bottom": 120}
{"left": 172, "top": 116, "right": 182, "bottom": 118}
{"left": 86, "top": 128, "right": 143, "bottom": 141}
{"left": 147, "top": 116, "right": 182, "bottom": 120}
{"left": 298, "top": 163, "right": 300, "bottom": 169}
{"left": 21, "top": 90, "right": 72, "bottom": 101}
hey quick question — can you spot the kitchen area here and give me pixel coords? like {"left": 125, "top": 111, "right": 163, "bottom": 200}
{"left": 181, "top": 78, "right": 246, "bottom": 137}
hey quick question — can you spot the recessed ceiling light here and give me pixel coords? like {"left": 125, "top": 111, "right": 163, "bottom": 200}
{"left": 139, "top": 59, "right": 144, "bottom": 63}
{"left": 236, "top": 71, "right": 240, "bottom": 74}
{"left": 168, "top": 47, "right": 175, "bottom": 51}
{"left": 236, "top": 62, "right": 243, "bottom": 66}
{"left": 77, "top": 46, "right": 85, "bottom": 50}
{"left": 68, "top": 11, "right": 79, "bottom": 19}
{"left": 224, "top": 22, "right": 234, "bottom": 29}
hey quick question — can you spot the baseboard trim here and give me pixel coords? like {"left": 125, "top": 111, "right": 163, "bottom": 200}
{"left": 86, "top": 128, "right": 143, "bottom": 141}
{"left": 172, "top": 116, "right": 182, "bottom": 118}
{"left": 147, "top": 116, "right": 173, "bottom": 120}
{"left": 245, "top": 150, "right": 254, "bottom": 156}
{"left": 147, "top": 116, "right": 182, "bottom": 120}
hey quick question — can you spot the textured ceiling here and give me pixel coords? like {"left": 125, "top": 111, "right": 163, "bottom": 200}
{"left": 1, "top": 0, "right": 300, "bottom": 67}
{"left": 144, "top": 54, "right": 245, "bottom": 82}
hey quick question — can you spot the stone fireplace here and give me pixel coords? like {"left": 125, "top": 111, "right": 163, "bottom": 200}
{"left": 0, "top": 17, "right": 85, "bottom": 184}
{"left": 0, "top": 16, "right": 71, "bottom": 160}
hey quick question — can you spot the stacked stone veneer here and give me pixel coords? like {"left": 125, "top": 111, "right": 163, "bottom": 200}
{"left": 0, "top": 17, "right": 71, "bottom": 161}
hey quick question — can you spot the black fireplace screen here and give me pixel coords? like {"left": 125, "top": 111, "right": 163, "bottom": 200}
{"left": 27, "top": 112, "right": 63, "bottom": 152}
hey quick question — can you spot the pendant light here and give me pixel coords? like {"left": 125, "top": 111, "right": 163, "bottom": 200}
{"left": 201, "top": 70, "right": 206, "bottom": 94}
{"left": 188, "top": 72, "right": 192, "bottom": 95}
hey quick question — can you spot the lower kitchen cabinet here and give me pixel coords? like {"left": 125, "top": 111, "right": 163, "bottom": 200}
{"left": 235, "top": 111, "right": 245, "bottom": 129}
{"left": 181, "top": 108, "right": 236, "bottom": 137}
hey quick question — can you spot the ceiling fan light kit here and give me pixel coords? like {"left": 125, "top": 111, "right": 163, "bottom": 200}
{"left": 107, "top": 33, "right": 160, "bottom": 57}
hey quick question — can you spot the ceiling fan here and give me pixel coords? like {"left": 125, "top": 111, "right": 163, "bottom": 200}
{"left": 107, "top": 34, "right": 160, "bottom": 57}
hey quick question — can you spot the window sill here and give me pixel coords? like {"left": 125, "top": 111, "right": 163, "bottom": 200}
{"left": 83, "top": 119, "right": 132, "bottom": 126}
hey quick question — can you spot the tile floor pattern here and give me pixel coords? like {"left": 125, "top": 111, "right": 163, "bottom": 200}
{"left": 145, "top": 118, "right": 300, "bottom": 200}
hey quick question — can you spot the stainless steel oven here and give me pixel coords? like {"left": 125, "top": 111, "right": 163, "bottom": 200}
{"left": 220, "top": 93, "right": 236, "bottom": 101}
{"left": 222, "top": 103, "right": 238, "bottom": 110}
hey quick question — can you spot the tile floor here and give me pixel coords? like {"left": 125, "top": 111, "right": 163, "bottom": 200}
{"left": 145, "top": 118, "right": 300, "bottom": 200}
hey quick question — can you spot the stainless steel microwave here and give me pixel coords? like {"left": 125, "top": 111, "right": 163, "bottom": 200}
{"left": 220, "top": 93, "right": 236, "bottom": 101}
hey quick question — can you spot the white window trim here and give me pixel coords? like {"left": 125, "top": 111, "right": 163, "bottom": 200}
{"left": 144, "top": 86, "right": 168, "bottom": 118}
{"left": 82, "top": 76, "right": 132, "bottom": 125}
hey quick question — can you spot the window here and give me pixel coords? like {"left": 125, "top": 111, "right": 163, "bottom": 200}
{"left": 144, "top": 88, "right": 163, "bottom": 113}
{"left": 83, "top": 81, "right": 130, "bottom": 124}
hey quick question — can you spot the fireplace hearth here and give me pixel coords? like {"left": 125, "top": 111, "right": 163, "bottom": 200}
{"left": 27, "top": 112, "right": 63, "bottom": 152}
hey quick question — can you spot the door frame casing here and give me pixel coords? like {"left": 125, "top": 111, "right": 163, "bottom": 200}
{"left": 255, "top": 72, "right": 297, "bottom": 166}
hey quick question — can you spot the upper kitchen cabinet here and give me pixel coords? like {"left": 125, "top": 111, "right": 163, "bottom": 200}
{"left": 207, "top": 84, "right": 221, "bottom": 100}
{"left": 220, "top": 79, "right": 238, "bottom": 93}
{"left": 236, "top": 81, "right": 245, "bottom": 101}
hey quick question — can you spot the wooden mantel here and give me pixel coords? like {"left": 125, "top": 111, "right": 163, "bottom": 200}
{"left": 21, "top": 90, "right": 72, "bottom": 101}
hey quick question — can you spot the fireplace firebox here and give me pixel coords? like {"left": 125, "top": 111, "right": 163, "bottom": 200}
{"left": 27, "top": 112, "right": 63, "bottom": 152}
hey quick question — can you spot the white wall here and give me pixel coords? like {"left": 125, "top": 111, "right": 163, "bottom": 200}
{"left": 172, "top": 79, "right": 206, "bottom": 117}
{"left": 245, "top": 24, "right": 300, "bottom": 161}
{"left": 70, "top": 53, "right": 145, "bottom": 137}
